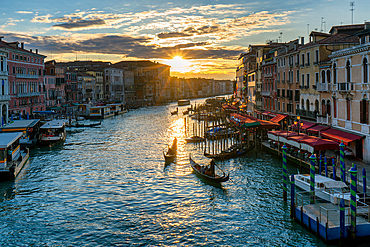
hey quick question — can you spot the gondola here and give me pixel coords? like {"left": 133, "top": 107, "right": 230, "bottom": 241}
{"left": 189, "top": 156, "right": 229, "bottom": 183}
{"left": 204, "top": 144, "right": 255, "bottom": 160}
{"left": 69, "top": 121, "right": 101, "bottom": 128}
{"left": 163, "top": 138, "right": 177, "bottom": 163}
{"left": 185, "top": 135, "right": 205, "bottom": 143}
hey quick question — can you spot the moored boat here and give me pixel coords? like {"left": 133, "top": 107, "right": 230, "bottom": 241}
{"left": 0, "top": 132, "right": 29, "bottom": 181}
{"left": 1, "top": 119, "right": 42, "bottom": 148}
{"left": 185, "top": 136, "right": 205, "bottom": 143}
{"left": 293, "top": 174, "right": 359, "bottom": 205}
{"left": 189, "top": 156, "right": 229, "bottom": 183}
{"left": 40, "top": 119, "right": 67, "bottom": 143}
{"left": 204, "top": 144, "right": 254, "bottom": 160}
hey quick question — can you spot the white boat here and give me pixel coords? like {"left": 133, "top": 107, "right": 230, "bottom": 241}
{"left": 0, "top": 132, "right": 29, "bottom": 181}
{"left": 40, "top": 120, "right": 67, "bottom": 143}
{"left": 293, "top": 174, "right": 359, "bottom": 205}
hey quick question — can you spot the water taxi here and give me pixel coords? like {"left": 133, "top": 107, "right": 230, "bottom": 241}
{"left": 293, "top": 174, "right": 359, "bottom": 205}
{"left": 40, "top": 119, "right": 67, "bottom": 143}
{"left": 0, "top": 132, "right": 29, "bottom": 181}
{"left": 1, "top": 119, "right": 42, "bottom": 148}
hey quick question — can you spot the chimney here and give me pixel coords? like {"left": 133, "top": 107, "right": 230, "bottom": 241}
{"left": 21, "top": 42, "right": 24, "bottom": 49}
{"left": 30, "top": 49, "right": 32, "bottom": 53}
{"left": 365, "top": 21, "right": 370, "bottom": 30}
{"left": 0, "top": 36, "right": 3, "bottom": 42}
{"left": 301, "top": 37, "right": 304, "bottom": 45}
{"left": 36, "top": 49, "right": 38, "bottom": 54}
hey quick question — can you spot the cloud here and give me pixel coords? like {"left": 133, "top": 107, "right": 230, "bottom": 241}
{"left": 16, "top": 11, "right": 33, "bottom": 14}
{"left": 53, "top": 19, "right": 107, "bottom": 30}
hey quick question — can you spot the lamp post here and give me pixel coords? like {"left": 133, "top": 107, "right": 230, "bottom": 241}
{"left": 295, "top": 115, "right": 301, "bottom": 134}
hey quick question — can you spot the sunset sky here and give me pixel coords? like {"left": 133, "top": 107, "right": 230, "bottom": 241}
{"left": 1, "top": 0, "right": 369, "bottom": 79}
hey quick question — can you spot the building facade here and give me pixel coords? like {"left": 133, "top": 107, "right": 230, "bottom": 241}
{"left": 1, "top": 40, "right": 46, "bottom": 117}
{"left": 0, "top": 48, "right": 9, "bottom": 124}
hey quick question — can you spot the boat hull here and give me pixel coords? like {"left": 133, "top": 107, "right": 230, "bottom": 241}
{"left": 189, "top": 157, "right": 229, "bottom": 183}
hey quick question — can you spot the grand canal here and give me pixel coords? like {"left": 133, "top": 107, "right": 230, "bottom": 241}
{"left": 0, "top": 98, "right": 331, "bottom": 246}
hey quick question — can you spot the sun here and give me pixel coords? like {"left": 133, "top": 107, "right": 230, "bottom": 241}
{"left": 165, "top": 56, "right": 192, "bottom": 73}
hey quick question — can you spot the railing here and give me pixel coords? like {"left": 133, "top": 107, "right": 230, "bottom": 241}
{"left": 317, "top": 114, "right": 332, "bottom": 125}
{"left": 261, "top": 91, "right": 271, "bottom": 96}
{"left": 17, "top": 92, "right": 41, "bottom": 97}
{"left": 296, "top": 109, "right": 317, "bottom": 119}
{"left": 305, "top": 62, "right": 310, "bottom": 67}
{"left": 332, "top": 82, "right": 354, "bottom": 92}
{"left": 0, "top": 71, "right": 7, "bottom": 76}
{"left": 295, "top": 62, "right": 300, "bottom": 67}
{"left": 0, "top": 95, "right": 10, "bottom": 100}
{"left": 316, "top": 83, "right": 329, "bottom": 92}
{"left": 16, "top": 74, "right": 39, "bottom": 79}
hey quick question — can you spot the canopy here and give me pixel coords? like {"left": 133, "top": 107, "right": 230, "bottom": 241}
{"left": 320, "top": 128, "right": 364, "bottom": 145}
{"left": 270, "top": 114, "right": 287, "bottom": 123}
{"left": 299, "top": 136, "right": 340, "bottom": 151}
{"left": 262, "top": 111, "right": 276, "bottom": 117}
{"left": 222, "top": 104, "right": 238, "bottom": 110}
{"left": 33, "top": 111, "right": 57, "bottom": 115}
{"left": 291, "top": 120, "right": 317, "bottom": 131}
{"left": 229, "top": 113, "right": 279, "bottom": 129}
{"left": 241, "top": 120, "right": 261, "bottom": 128}
{"left": 306, "top": 125, "right": 330, "bottom": 135}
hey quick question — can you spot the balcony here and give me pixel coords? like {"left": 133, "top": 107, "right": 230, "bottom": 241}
{"left": 261, "top": 90, "right": 271, "bottom": 96}
{"left": 300, "top": 64, "right": 305, "bottom": 68}
{"left": 295, "top": 62, "right": 300, "bottom": 67}
{"left": 17, "top": 92, "right": 41, "bottom": 98}
{"left": 316, "top": 83, "right": 330, "bottom": 92}
{"left": 317, "top": 114, "right": 332, "bottom": 125}
{"left": 296, "top": 109, "right": 317, "bottom": 119}
{"left": 0, "top": 71, "right": 8, "bottom": 76}
{"left": 305, "top": 62, "right": 310, "bottom": 67}
{"left": 16, "top": 74, "right": 39, "bottom": 79}
{"left": 0, "top": 95, "right": 10, "bottom": 101}
{"left": 332, "top": 82, "right": 354, "bottom": 92}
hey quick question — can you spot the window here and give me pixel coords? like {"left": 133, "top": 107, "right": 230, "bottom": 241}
{"left": 327, "top": 100, "right": 331, "bottom": 116}
{"left": 296, "top": 54, "right": 299, "bottom": 65}
{"left": 360, "top": 99, "right": 369, "bottom": 124}
{"left": 363, "top": 58, "right": 368, "bottom": 83}
{"left": 327, "top": 70, "right": 331, "bottom": 83}
{"left": 301, "top": 74, "right": 304, "bottom": 87}
{"left": 301, "top": 54, "right": 305, "bottom": 66}
{"left": 315, "top": 50, "right": 319, "bottom": 63}
{"left": 346, "top": 99, "right": 351, "bottom": 120}
{"left": 321, "top": 71, "right": 325, "bottom": 83}
{"left": 307, "top": 52, "right": 310, "bottom": 65}
{"left": 333, "top": 98, "right": 337, "bottom": 118}
{"left": 333, "top": 63, "right": 337, "bottom": 84}
{"left": 346, "top": 60, "right": 351, "bottom": 82}
{"left": 322, "top": 99, "right": 326, "bottom": 115}
{"left": 307, "top": 74, "right": 310, "bottom": 88}
{"left": 297, "top": 70, "right": 299, "bottom": 83}
{"left": 316, "top": 72, "right": 319, "bottom": 84}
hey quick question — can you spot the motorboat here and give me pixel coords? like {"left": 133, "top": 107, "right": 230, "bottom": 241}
{"left": 40, "top": 119, "right": 67, "bottom": 143}
{"left": 293, "top": 174, "right": 359, "bottom": 205}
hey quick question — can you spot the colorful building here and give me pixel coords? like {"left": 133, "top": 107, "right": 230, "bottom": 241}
{"left": 0, "top": 40, "right": 46, "bottom": 117}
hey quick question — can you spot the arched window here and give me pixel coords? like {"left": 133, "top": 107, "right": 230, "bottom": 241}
{"left": 326, "top": 70, "right": 331, "bottom": 84}
{"left": 322, "top": 99, "right": 326, "bottom": 115}
{"left": 327, "top": 99, "right": 331, "bottom": 116}
{"left": 321, "top": 70, "right": 326, "bottom": 83}
{"left": 333, "top": 63, "right": 337, "bottom": 84}
{"left": 346, "top": 60, "right": 351, "bottom": 82}
{"left": 315, "top": 99, "right": 319, "bottom": 112}
{"left": 363, "top": 58, "right": 368, "bottom": 83}
{"left": 306, "top": 99, "right": 310, "bottom": 111}
{"left": 360, "top": 98, "right": 369, "bottom": 124}
{"left": 301, "top": 99, "right": 305, "bottom": 109}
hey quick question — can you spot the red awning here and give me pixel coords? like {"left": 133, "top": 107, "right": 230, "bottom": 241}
{"left": 286, "top": 133, "right": 308, "bottom": 142}
{"left": 306, "top": 125, "right": 330, "bottom": 134}
{"left": 291, "top": 120, "right": 317, "bottom": 131}
{"left": 300, "top": 136, "right": 340, "bottom": 151}
{"left": 222, "top": 104, "right": 238, "bottom": 110}
{"left": 262, "top": 111, "right": 276, "bottom": 117}
{"left": 320, "top": 128, "right": 364, "bottom": 145}
{"left": 270, "top": 114, "right": 287, "bottom": 123}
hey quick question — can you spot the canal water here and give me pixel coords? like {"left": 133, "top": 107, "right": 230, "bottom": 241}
{"left": 0, "top": 98, "right": 330, "bottom": 246}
